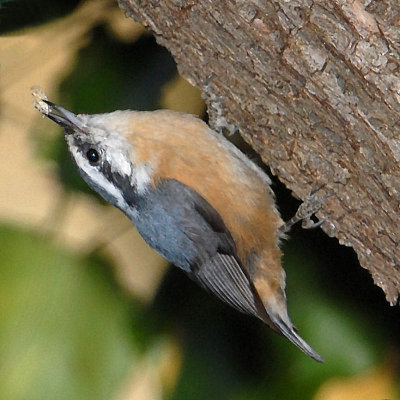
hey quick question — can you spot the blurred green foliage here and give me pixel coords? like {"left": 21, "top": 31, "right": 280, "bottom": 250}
{"left": 2, "top": 221, "right": 396, "bottom": 400}
{"left": 0, "top": 224, "right": 139, "bottom": 400}
{"left": 59, "top": 26, "right": 177, "bottom": 113}
{"left": 2, "top": 2, "right": 400, "bottom": 399}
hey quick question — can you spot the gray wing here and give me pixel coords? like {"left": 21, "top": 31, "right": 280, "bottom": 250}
{"left": 193, "top": 252, "right": 260, "bottom": 316}
{"left": 133, "top": 178, "right": 263, "bottom": 318}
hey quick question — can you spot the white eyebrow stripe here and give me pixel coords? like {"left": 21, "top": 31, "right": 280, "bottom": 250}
{"left": 104, "top": 142, "right": 132, "bottom": 177}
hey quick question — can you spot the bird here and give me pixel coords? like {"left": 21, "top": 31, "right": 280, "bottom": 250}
{"left": 31, "top": 86, "right": 323, "bottom": 362}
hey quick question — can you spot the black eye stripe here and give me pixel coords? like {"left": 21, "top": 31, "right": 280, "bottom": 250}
{"left": 72, "top": 137, "right": 102, "bottom": 166}
{"left": 100, "top": 160, "right": 139, "bottom": 206}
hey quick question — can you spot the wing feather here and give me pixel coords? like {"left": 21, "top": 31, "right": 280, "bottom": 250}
{"left": 191, "top": 252, "right": 260, "bottom": 317}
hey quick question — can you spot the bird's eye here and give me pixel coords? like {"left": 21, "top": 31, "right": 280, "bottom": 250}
{"left": 86, "top": 148, "right": 100, "bottom": 165}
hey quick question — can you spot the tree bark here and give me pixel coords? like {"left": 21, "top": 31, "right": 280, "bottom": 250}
{"left": 118, "top": 0, "right": 400, "bottom": 305}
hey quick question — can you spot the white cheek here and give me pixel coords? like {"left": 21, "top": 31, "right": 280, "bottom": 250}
{"left": 74, "top": 151, "right": 128, "bottom": 211}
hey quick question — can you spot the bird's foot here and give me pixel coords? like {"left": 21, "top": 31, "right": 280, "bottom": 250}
{"left": 278, "top": 185, "right": 330, "bottom": 235}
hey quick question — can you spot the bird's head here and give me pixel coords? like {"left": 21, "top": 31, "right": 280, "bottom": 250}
{"left": 40, "top": 99, "right": 151, "bottom": 216}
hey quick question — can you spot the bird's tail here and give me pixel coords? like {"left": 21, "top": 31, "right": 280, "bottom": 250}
{"left": 269, "top": 313, "right": 324, "bottom": 363}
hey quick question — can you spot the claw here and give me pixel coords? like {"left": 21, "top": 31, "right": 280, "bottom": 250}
{"left": 279, "top": 186, "right": 330, "bottom": 235}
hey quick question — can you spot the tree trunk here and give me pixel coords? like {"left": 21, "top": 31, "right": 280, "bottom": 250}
{"left": 118, "top": 0, "right": 400, "bottom": 305}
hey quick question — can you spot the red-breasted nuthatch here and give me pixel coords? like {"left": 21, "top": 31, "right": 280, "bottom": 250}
{"left": 31, "top": 87, "right": 323, "bottom": 362}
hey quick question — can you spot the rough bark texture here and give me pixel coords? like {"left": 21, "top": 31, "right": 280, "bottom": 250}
{"left": 118, "top": 0, "right": 400, "bottom": 305}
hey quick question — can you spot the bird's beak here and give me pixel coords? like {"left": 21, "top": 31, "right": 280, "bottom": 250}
{"left": 43, "top": 100, "right": 85, "bottom": 133}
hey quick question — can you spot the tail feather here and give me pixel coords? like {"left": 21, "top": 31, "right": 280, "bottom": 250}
{"left": 270, "top": 314, "right": 324, "bottom": 363}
